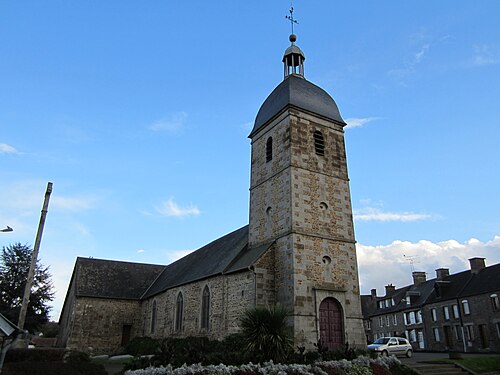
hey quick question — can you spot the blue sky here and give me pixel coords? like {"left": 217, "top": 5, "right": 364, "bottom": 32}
{"left": 1, "top": 1, "right": 499, "bottom": 320}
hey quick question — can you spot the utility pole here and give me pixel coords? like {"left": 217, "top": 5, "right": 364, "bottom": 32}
{"left": 17, "top": 182, "right": 53, "bottom": 330}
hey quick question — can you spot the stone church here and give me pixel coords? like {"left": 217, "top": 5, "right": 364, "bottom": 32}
{"left": 57, "top": 34, "right": 366, "bottom": 355}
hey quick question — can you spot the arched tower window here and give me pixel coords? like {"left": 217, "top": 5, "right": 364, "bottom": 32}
{"left": 150, "top": 300, "right": 157, "bottom": 334}
{"left": 266, "top": 137, "right": 273, "bottom": 162}
{"left": 314, "top": 130, "right": 325, "bottom": 156}
{"left": 201, "top": 285, "right": 210, "bottom": 330}
{"left": 175, "top": 292, "right": 184, "bottom": 332}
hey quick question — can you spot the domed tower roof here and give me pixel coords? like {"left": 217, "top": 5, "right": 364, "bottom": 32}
{"left": 249, "top": 35, "right": 345, "bottom": 138}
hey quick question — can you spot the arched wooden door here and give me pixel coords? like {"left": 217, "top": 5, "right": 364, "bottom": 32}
{"left": 319, "top": 297, "right": 344, "bottom": 351}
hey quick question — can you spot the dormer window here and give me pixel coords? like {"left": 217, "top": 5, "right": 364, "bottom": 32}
{"left": 266, "top": 137, "right": 273, "bottom": 162}
{"left": 313, "top": 130, "right": 325, "bottom": 156}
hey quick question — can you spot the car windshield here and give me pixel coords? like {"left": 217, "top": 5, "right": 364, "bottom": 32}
{"left": 374, "top": 338, "right": 391, "bottom": 344}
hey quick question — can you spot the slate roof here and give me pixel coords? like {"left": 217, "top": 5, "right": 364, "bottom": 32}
{"left": 74, "top": 257, "right": 165, "bottom": 300}
{"left": 427, "top": 262, "right": 500, "bottom": 303}
{"left": 362, "top": 260, "right": 500, "bottom": 318}
{"left": 142, "top": 225, "right": 270, "bottom": 299}
{"left": 250, "top": 75, "right": 345, "bottom": 138}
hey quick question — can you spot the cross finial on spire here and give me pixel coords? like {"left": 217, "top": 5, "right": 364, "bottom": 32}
{"left": 285, "top": 2, "right": 298, "bottom": 36}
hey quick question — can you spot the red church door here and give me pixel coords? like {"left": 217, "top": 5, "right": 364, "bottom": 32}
{"left": 319, "top": 298, "right": 344, "bottom": 351}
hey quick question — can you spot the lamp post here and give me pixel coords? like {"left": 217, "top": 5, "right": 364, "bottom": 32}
{"left": 0, "top": 226, "right": 13, "bottom": 232}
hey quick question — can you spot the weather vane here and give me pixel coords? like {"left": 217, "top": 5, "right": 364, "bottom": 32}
{"left": 285, "top": 1, "right": 298, "bottom": 35}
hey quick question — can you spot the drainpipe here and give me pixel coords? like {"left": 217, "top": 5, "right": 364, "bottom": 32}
{"left": 456, "top": 298, "right": 466, "bottom": 353}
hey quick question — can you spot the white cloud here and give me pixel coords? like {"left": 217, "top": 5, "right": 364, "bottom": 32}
{"left": 137, "top": 249, "right": 145, "bottom": 253}
{"left": 354, "top": 207, "right": 432, "bottom": 222}
{"left": 472, "top": 44, "right": 498, "bottom": 66}
{"left": 344, "top": 117, "right": 381, "bottom": 130}
{"left": 357, "top": 235, "right": 500, "bottom": 295}
{"left": 52, "top": 195, "right": 96, "bottom": 212}
{"left": 0, "top": 143, "right": 20, "bottom": 154}
{"left": 414, "top": 44, "right": 430, "bottom": 63}
{"left": 156, "top": 197, "right": 200, "bottom": 218}
{"left": 149, "top": 112, "right": 187, "bottom": 132}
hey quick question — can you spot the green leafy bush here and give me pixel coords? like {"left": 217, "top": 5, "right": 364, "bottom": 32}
{"left": 125, "top": 336, "right": 161, "bottom": 356}
{"left": 3, "top": 361, "right": 107, "bottom": 375}
{"left": 239, "top": 304, "right": 293, "bottom": 363}
{"left": 4, "top": 348, "right": 66, "bottom": 363}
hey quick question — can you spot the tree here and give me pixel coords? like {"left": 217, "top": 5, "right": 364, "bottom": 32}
{"left": 0, "top": 243, "right": 54, "bottom": 333}
{"left": 240, "top": 304, "right": 293, "bottom": 363}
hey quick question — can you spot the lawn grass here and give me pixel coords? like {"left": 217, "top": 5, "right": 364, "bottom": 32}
{"left": 433, "top": 356, "right": 500, "bottom": 373}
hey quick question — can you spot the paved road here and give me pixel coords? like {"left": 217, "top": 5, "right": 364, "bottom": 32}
{"left": 400, "top": 351, "right": 497, "bottom": 365}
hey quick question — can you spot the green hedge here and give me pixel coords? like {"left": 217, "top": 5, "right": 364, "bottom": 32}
{"left": 2, "top": 361, "right": 107, "bottom": 375}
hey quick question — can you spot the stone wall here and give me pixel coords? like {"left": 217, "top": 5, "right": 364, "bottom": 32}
{"left": 248, "top": 108, "right": 365, "bottom": 350}
{"left": 65, "top": 297, "right": 141, "bottom": 355}
{"left": 140, "top": 271, "right": 256, "bottom": 340}
{"left": 424, "top": 292, "right": 500, "bottom": 352}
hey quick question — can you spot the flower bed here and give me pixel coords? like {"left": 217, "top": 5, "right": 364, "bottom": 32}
{"left": 125, "top": 355, "right": 402, "bottom": 375}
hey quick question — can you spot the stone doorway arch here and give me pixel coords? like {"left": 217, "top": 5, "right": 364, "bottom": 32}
{"left": 319, "top": 297, "right": 344, "bottom": 351}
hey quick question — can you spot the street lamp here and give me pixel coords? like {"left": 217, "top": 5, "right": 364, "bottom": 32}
{"left": 0, "top": 226, "right": 13, "bottom": 232}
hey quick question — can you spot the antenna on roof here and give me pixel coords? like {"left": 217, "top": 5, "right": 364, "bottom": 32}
{"left": 403, "top": 254, "right": 420, "bottom": 272}
{"left": 285, "top": 1, "right": 298, "bottom": 35}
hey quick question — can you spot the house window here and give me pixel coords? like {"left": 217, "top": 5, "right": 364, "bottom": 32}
{"left": 151, "top": 300, "right": 157, "bottom": 334}
{"left": 443, "top": 306, "right": 450, "bottom": 320}
{"left": 201, "top": 285, "right": 210, "bottom": 330}
{"left": 416, "top": 310, "right": 422, "bottom": 324}
{"left": 386, "top": 315, "right": 390, "bottom": 326}
{"left": 454, "top": 325, "right": 462, "bottom": 340}
{"left": 452, "top": 304, "right": 459, "bottom": 319}
{"left": 393, "top": 314, "right": 397, "bottom": 325}
{"left": 379, "top": 316, "right": 384, "bottom": 327}
{"left": 496, "top": 322, "right": 500, "bottom": 339}
{"left": 465, "top": 324, "right": 474, "bottom": 341}
{"left": 433, "top": 327, "right": 440, "bottom": 342}
{"left": 462, "top": 300, "right": 470, "bottom": 315}
{"left": 431, "top": 308, "right": 437, "bottom": 322}
{"left": 491, "top": 294, "right": 500, "bottom": 310}
{"left": 266, "top": 137, "right": 273, "bottom": 162}
{"left": 175, "top": 292, "right": 184, "bottom": 332}
{"left": 313, "top": 130, "right": 325, "bottom": 156}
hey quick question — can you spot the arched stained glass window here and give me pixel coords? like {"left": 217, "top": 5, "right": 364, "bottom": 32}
{"left": 175, "top": 292, "right": 184, "bottom": 332}
{"left": 151, "top": 300, "right": 157, "bottom": 334}
{"left": 201, "top": 285, "right": 210, "bottom": 330}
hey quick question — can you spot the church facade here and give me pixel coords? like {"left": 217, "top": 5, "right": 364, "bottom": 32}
{"left": 57, "top": 35, "right": 366, "bottom": 355}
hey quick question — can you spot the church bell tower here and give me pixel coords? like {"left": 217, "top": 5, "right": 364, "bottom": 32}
{"left": 248, "top": 33, "right": 366, "bottom": 349}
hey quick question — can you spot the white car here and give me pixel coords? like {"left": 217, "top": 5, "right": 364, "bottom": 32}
{"left": 368, "top": 337, "right": 413, "bottom": 358}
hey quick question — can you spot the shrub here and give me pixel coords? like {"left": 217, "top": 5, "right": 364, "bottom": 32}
{"left": 3, "top": 361, "right": 107, "bottom": 375}
{"left": 239, "top": 304, "right": 293, "bottom": 363}
{"left": 125, "top": 337, "right": 161, "bottom": 356}
{"left": 4, "top": 348, "right": 66, "bottom": 363}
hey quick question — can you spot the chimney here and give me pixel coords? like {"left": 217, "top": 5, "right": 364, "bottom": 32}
{"left": 371, "top": 289, "right": 377, "bottom": 300}
{"left": 469, "top": 257, "right": 486, "bottom": 274}
{"left": 435, "top": 268, "right": 450, "bottom": 281}
{"left": 385, "top": 284, "right": 396, "bottom": 296}
{"left": 412, "top": 271, "right": 426, "bottom": 285}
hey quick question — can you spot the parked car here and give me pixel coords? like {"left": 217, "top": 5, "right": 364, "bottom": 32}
{"left": 367, "top": 337, "right": 413, "bottom": 357}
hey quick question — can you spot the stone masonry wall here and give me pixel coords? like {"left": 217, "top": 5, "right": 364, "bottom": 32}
{"left": 248, "top": 108, "right": 365, "bottom": 349}
{"left": 249, "top": 112, "right": 292, "bottom": 247}
{"left": 424, "top": 292, "right": 500, "bottom": 352}
{"left": 140, "top": 271, "right": 255, "bottom": 340}
{"left": 66, "top": 297, "right": 141, "bottom": 355}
